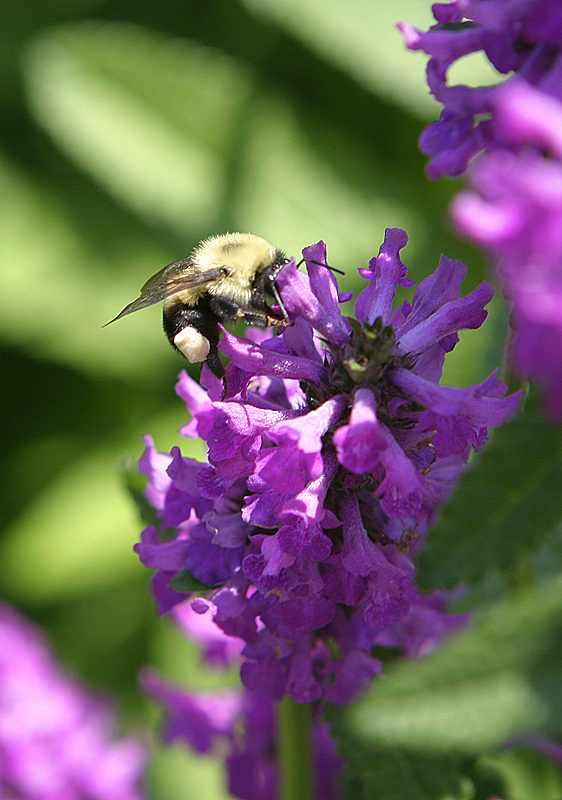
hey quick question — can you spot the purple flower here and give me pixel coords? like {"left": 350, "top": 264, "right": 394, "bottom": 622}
{"left": 141, "top": 670, "right": 341, "bottom": 800}
{"left": 141, "top": 669, "right": 243, "bottom": 754}
{"left": 399, "top": 0, "right": 562, "bottom": 178}
{"left": 401, "top": 3, "right": 562, "bottom": 416}
{"left": 452, "top": 82, "right": 562, "bottom": 419}
{"left": 135, "top": 230, "right": 521, "bottom": 704}
{"left": 0, "top": 602, "right": 146, "bottom": 800}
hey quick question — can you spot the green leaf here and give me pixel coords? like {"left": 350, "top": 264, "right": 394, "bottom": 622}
{"left": 486, "top": 746, "right": 562, "bottom": 800}
{"left": 169, "top": 569, "right": 212, "bottom": 593}
{"left": 239, "top": 0, "right": 501, "bottom": 119}
{"left": 0, "top": 407, "right": 192, "bottom": 602}
{"left": 340, "top": 748, "right": 471, "bottom": 800}
{"left": 228, "top": 95, "right": 417, "bottom": 279}
{"left": 0, "top": 150, "right": 185, "bottom": 379}
{"left": 22, "top": 22, "right": 421, "bottom": 283}
{"left": 0, "top": 449, "right": 144, "bottom": 601}
{"left": 417, "top": 397, "right": 562, "bottom": 591}
{"left": 240, "top": 0, "right": 438, "bottom": 117}
{"left": 327, "top": 709, "right": 505, "bottom": 800}
{"left": 121, "top": 460, "right": 161, "bottom": 529}
{"left": 347, "top": 575, "right": 562, "bottom": 753}
{"left": 23, "top": 22, "right": 253, "bottom": 234}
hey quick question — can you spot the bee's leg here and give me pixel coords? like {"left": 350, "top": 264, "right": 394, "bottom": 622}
{"left": 209, "top": 295, "right": 282, "bottom": 329}
{"left": 209, "top": 295, "right": 242, "bottom": 324}
{"left": 239, "top": 310, "right": 270, "bottom": 326}
{"left": 206, "top": 344, "right": 226, "bottom": 380}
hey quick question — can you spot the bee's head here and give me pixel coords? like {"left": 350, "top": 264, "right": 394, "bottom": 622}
{"left": 251, "top": 252, "right": 291, "bottom": 322}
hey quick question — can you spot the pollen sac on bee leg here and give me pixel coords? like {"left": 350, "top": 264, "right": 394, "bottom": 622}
{"left": 173, "top": 326, "right": 211, "bottom": 363}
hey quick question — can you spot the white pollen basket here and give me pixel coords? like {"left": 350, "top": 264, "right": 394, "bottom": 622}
{"left": 174, "top": 327, "right": 210, "bottom": 363}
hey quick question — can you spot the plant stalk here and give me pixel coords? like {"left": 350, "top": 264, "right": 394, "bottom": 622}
{"left": 278, "top": 696, "right": 314, "bottom": 800}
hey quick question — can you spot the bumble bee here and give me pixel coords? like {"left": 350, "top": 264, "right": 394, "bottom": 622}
{"left": 106, "top": 232, "right": 291, "bottom": 379}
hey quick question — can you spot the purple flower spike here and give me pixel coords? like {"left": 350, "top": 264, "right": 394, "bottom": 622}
{"left": 400, "top": 0, "right": 562, "bottom": 179}
{"left": 452, "top": 81, "right": 562, "bottom": 418}
{"left": 0, "top": 603, "right": 147, "bottom": 800}
{"left": 401, "top": 3, "right": 562, "bottom": 417}
{"left": 136, "top": 230, "right": 521, "bottom": 703}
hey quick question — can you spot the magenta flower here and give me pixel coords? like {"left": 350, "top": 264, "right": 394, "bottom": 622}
{"left": 399, "top": 0, "right": 562, "bottom": 178}
{"left": 0, "top": 602, "right": 146, "bottom": 800}
{"left": 135, "top": 230, "right": 521, "bottom": 704}
{"left": 453, "top": 82, "right": 562, "bottom": 419}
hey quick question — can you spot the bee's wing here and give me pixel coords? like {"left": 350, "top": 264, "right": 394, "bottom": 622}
{"left": 104, "top": 258, "right": 226, "bottom": 325}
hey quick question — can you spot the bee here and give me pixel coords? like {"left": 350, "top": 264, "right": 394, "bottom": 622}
{"left": 106, "top": 232, "right": 291, "bottom": 379}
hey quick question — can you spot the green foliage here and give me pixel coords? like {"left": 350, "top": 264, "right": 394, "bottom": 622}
{"left": 418, "top": 395, "right": 562, "bottom": 590}
{"left": 122, "top": 460, "right": 161, "bottom": 529}
{"left": 24, "top": 22, "right": 254, "bottom": 235}
{"left": 344, "top": 575, "right": 562, "bottom": 755}
{"left": 169, "top": 569, "right": 212, "bottom": 593}
{"left": 486, "top": 746, "right": 562, "bottom": 800}
{"left": 326, "top": 715, "right": 506, "bottom": 800}
{"left": 340, "top": 748, "right": 475, "bottom": 800}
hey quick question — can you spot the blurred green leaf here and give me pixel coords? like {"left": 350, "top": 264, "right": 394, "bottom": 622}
{"left": 485, "top": 746, "right": 562, "bottom": 800}
{"left": 234, "top": 97, "right": 418, "bottom": 279}
{"left": 347, "top": 575, "right": 562, "bottom": 752}
{"left": 0, "top": 151, "right": 182, "bottom": 378}
{"left": 0, "top": 449, "right": 144, "bottom": 600}
{"left": 0, "top": 406, "right": 196, "bottom": 602}
{"left": 239, "top": 0, "right": 502, "bottom": 122}
{"left": 24, "top": 22, "right": 254, "bottom": 233}
{"left": 418, "top": 397, "right": 562, "bottom": 591}
{"left": 326, "top": 713, "right": 505, "bottom": 800}
{"left": 22, "top": 21, "right": 427, "bottom": 279}
{"left": 147, "top": 740, "right": 232, "bottom": 800}
{"left": 240, "top": 0, "right": 439, "bottom": 116}
{"left": 339, "top": 749, "right": 473, "bottom": 800}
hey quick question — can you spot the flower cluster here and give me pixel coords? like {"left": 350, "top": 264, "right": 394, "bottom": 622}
{"left": 399, "top": 0, "right": 562, "bottom": 179}
{"left": 401, "top": 1, "right": 562, "bottom": 419}
{"left": 136, "top": 230, "right": 521, "bottom": 704}
{"left": 0, "top": 602, "right": 146, "bottom": 800}
{"left": 453, "top": 83, "right": 562, "bottom": 419}
{"left": 141, "top": 601, "right": 342, "bottom": 800}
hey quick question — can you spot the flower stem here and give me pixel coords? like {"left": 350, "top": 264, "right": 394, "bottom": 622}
{"left": 278, "top": 696, "right": 314, "bottom": 800}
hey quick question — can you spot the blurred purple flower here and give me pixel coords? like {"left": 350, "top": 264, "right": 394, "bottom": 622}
{"left": 172, "top": 598, "right": 245, "bottom": 667}
{"left": 401, "top": 2, "right": 562, "bottom": 417}
{"left": 0, "top": 602, "right": 146, "bottom": 800}
{"left": 399, "top": 0, "right": 562, "bottom": 178}
{"left": 453, "top": 82, "right": 562, "bottom": 418}
{"left": 141, "top": 669, "right": 341, "bottom": 800}
{"left": 135, "top": 231, "right": 521, "bottom": 704}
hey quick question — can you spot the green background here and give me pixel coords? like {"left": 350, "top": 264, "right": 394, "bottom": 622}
{"left": 0, "top": 1, "right": 507, "bottom": 797}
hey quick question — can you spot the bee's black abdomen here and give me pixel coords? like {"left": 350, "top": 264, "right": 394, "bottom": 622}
{"left": 163, "top": 296, "right": 220, "bottom": 350}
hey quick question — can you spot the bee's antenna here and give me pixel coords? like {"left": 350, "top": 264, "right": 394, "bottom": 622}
{"left": 296, "top": 257, "right": 345, "bottom": 275}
